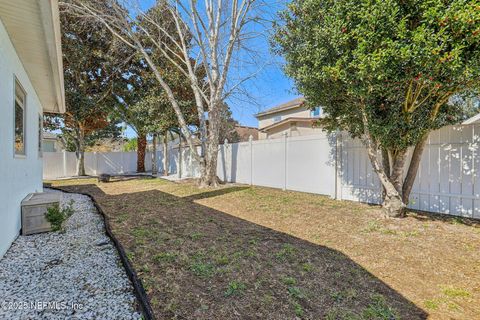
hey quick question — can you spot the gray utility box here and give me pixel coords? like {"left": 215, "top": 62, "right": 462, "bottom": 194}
{"left": 21, "top": 193, "right": 62, "bottom": 235}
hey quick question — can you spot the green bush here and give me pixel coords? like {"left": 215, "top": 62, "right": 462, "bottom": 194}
{"left": 45, "top": 200, "right": 74, "bottom": 231}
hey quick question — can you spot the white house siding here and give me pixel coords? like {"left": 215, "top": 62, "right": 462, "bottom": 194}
{"left": 0, "top": 19, "right": 43, "bottom": 257}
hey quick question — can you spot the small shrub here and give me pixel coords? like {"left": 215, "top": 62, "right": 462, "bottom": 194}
{"left": 225, "top": 280, "right": 246, "bottom": 297}
{"left": 45, "top": 200, "right": 74, "bottom": 231}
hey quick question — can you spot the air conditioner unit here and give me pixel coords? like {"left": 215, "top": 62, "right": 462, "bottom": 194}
{"left": 21, "top": 193, "right": 62, "bottom": 235}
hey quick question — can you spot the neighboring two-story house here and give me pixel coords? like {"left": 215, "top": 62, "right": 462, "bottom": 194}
{"left": 0, "top": 0, "right": 65, "bottom": 257}
{"left": 255, "top": 97, "right": 323, "bottom": 140}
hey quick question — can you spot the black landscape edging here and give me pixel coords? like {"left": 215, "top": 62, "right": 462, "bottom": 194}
{"left": 46, "top": 185, "right": 155, "bottom": 320}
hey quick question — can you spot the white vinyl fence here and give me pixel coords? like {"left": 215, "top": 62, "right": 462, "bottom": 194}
{"left": 43, "top": 151, "right": 154, "bottom": 178}
{"left": 43, "top": 123, "right": 480, "bottom": 218}
{"left": 339, "top": 124, "right": 480, "bottom": 218}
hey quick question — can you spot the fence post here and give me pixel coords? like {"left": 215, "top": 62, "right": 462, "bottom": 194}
{"left": 224, "top": 139, "right": 229, "bottom": 182}
{"left": 283, "top": 132, "right": 288, "bottom": 191}
{"left": 335, "top": 131, "right": 342, "bottom": 200}
{"left": 249, "top": 135, "right": 253, "bottom": 185}
{"left": 178, "top": 140, "right": 182, "bottom": 179}
{"left": 94, "top": 152, "right": 98, "bottom": 176}
{"left": 120, "top": 151, "right": 124, "bottom": 174}
{"left": 62, "top": 151, "right": 67, "bottom": 177}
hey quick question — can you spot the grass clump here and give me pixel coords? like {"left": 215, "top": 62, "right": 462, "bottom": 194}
{"left": 190, "top": 232, "right": 204, "bottom": 241}
{"left": 225, "top": 280, "right": 246, "bottom": 297}
{"left": 188, "top": 250, "right": 215, "bottom": 277}
{"left": 362, "top": 294, "right": 398, "bottom": 320}
{"left": 282, "top": 276, "right": 297, "bottom": 286}
{"left": 45, "top": 200, "right": 74, "bottom": 231}
{"left": 424, "top": 299, "right": 440, "bottom": 310}
{"left": 302, "top": 263, "right": 313, "bottom": 272}
{"left": 214, "top": 254, "right": 230, "bottom": 266}
{"left": 293, "top": 301, "right": 304, "bottom": 317}
{"left": 288, "top": 286, "right": 304, "bottom": 299}
{"left": 153, "top": 252, "right": 177, "bottom": 263}
{"left": 275, "top": 243, "right": 296, "bottom": 261}
{"left": 441, "top": 286, "right": 470, "bottom": 298}
{"left": 362, "top": 221, "right": 381, "bottom": 233}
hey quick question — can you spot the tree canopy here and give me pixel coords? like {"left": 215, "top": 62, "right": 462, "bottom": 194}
{"left": 45, "top": 4, "right": 128, "bottom": 175}
{"left": 274, "top": 0, "right": 480, "bottom": 216}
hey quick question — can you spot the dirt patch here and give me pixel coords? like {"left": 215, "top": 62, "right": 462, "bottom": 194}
{"left": 48, "top": 178, "right": 480, "bottom": 319}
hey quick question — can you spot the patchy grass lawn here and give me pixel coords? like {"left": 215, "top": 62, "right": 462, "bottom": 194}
{"left": 47, "top": 177, "right": 480, "bottom": 320}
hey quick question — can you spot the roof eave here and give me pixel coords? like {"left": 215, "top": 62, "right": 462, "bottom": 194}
{"left": 0, "top": 0, "right": 65, "bottom": 114}
{"left": 462, "top": 113, "right": 480, "bottom": 125}
{"left": 255, "top": 104, "right": 302, "bottom": 118}
{"left": 260, "top": 117, "right": 318, "bottom": 132}
{"left": 39, "top": 0, "right": 65, "bottom": 114}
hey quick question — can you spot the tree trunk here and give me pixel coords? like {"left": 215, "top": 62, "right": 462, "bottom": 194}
{"left": 199, "top": 107, "right": 221, "bottom": 187}
{"left": 389, "top": 149, "right": 408, "bottom": 194}
{"left": 178, "top": 137, "right": 183, "bottom": 179}
{"left": 137, "top": 133, "right": 146, "bottom": 173}
{"left": 381, "top": 148, "right": 390, "bottom": 200}
{"left": 360, "top": 110, "right": 406, "bottom": 217}
{"left": 75, "top": 128, "right": 86, "bottom": 176}
{"left": 151, "top": 133, "right": 158, "bottom": 175}
{"left": 402, "top": 134, "right": 428, "bottom": 204}
{"left": 200, "top": 147, "right": 219, "bottom": 187}
{"left": 162, "top": 132, "right": 169, "bottom": 176}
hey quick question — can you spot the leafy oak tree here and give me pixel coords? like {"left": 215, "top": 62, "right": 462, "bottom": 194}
{"left": 47, "top": 4, "right": 129, "bottom": 175}
{"left": 274, "top": 0, "right": 480, "bottom": 216}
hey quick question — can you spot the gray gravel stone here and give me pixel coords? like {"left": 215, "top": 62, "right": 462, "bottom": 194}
{"left": 0, "top": 189, "right": 142, "bottom": 320}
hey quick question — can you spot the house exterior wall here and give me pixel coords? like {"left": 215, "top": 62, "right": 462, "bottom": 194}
{"left": 257, "top": 105, "right": 311, "bottom": 129}
{"left": 0, "top": 19, "right": 43, "bottom": 257}
{"left": 257, "top": 105, "right": 323, "bottom": 140}
{"left": 264, "top": 122, "right": 324, "bottom": 139}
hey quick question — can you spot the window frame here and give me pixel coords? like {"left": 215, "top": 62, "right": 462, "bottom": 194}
{"left": 13, "top": 78, "right": 27, "bottom": 158}
{"left": 311, "top": 106, "right": 322, "bottom": 118}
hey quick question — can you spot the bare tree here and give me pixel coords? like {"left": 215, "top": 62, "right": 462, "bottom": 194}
{"left": 62, "top": 0, "right": 265, "bottom": 187}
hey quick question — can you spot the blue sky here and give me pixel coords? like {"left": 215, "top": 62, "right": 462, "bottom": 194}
{"left": 124, "top": 0, "right": 298, "bottom": 138}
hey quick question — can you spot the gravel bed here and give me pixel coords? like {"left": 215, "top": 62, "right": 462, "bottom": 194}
{"left": 0, "top": 189, "right": 142, "bottom": 320}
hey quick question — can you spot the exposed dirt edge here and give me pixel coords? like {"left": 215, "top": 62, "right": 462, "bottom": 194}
{"left": 45, "top": 185, "right": 155, "bottom": 320}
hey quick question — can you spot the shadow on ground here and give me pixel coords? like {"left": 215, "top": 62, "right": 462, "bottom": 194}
{"left": 53, "top": 182, "right": 427, "bottom": 320}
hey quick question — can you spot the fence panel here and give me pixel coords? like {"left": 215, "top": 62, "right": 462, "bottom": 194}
{"left": 43, "top": 152, "right": 66, "bottom": 180}
{"left": 340, "top": 124, "right": 480, "bottom": 218}
{"left": 286, "top": 134, "right": 336, "bottom": 196}
{"left": 251, "top": 139, "right": 286, "bottom": 189}
{"left": 43, "top": 123, "right": 480, "bottom": 218}
{"left": 338, "top": 136, "right": 382, "bottom": 204}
